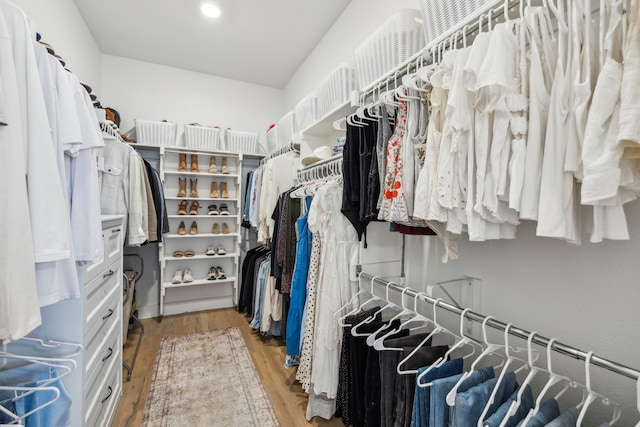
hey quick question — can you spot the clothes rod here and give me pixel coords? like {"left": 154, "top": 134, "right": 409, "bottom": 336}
{"left": 260, "top": 141, "right": 300, "bottom": 164}
{"left": 356, "top": 269, "right": 640, "bottom": 381}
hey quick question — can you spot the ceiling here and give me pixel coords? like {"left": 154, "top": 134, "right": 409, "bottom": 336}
{"left": 73, "top": 0, "right": 352, "bottom": 89}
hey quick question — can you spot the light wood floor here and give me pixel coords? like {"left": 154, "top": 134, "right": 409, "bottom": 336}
{"left": 112, "top": 308, "right": 343, "bottom": 427}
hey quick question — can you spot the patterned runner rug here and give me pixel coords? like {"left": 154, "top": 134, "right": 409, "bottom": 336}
{"left": 142, "top": 327, "right": 279, "bottom": 426}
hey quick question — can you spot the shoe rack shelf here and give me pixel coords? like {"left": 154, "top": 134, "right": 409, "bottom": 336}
{"left": 158, "top": 146, "right": 242, "bottom": 316}
{"left": 163, "top": 277, "right": 238, "bottom": 289}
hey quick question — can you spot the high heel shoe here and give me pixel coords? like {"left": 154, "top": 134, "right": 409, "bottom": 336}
{"left": 189, "top": 221, "right": 198, "bottom": 235}
{"left": 178, "top": 221, "right": 186, "bottom": 235}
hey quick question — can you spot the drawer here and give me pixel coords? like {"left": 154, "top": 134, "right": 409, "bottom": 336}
{"left": 84, "top": 266, "right": 120, "bottom": 337}
{"left": 104, "top": 222, "right": 123, "bottom": 269}
{"left": 84, "top": 346, "right": 121, "bottom": 427}
{"left": 85, "top": 287, "right": 120, "bottom": 368}
{"left": 99, "top": 362, "right": 122, "bottom": 427}
{"left": 84, "top": 310, "right": 120, "bottom": 389}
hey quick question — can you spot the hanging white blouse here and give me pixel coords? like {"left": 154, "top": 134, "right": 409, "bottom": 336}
{"left": 519, "top": 7, "right": 557, "bottom": 221}
{"left": 617, "top": 0, "right": 640, "bottom": 146}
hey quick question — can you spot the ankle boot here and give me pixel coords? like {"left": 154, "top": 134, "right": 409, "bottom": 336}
{"left": 189, "top": 201, "right": 201, "bottom": 215}
{"left": 209, "top": 156, "right": 218, "bottom": 174}
{"left": 222, "top": 223, "right": 230, "bottom": 234}
{"left": 178, "top": 153, "right": 187, "bottom": 172}
{"left": 210, "top": 182, "right": 219, "bottom": 198}
{"left": 190, "top": 178, "right": 199, "bottom": 198}
{"left": 221, "top": 157, "right": 230, "bottom": 174}
{"left": 178, "top": 220, "right": 186, "bottom": 235}
{"left": 191, "top": 154, "right": 199, "bottom": 172}
{"left": 220, "top": 182, "right": 229, "bottom": 199}
{"left": 177, "top": 177, "right": 186, "bottom": 197}
{"left": 189, "top": 221, "right": 198, "bottom": 235}
{"left": 177, "top": 200, "right": 188, "bottom": 215}
{"left": 212, "top": 223, "right": 220, "bottom": 234}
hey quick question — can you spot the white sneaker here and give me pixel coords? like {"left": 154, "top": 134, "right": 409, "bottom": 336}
{"left": 171, "top": 270, "right": 183, "bottom": 284}
{"left": 183, "top": 269, "right": 194, "bottom": 283}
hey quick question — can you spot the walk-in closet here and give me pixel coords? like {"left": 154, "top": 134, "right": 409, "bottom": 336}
{"left": 2, "top": 0, "right": 640, "bottom": 426}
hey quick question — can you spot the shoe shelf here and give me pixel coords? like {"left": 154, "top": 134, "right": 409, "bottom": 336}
{"left": 168, "top": 215, "right": 239, "bottom": 219}
{"left": 162, "top": 277, "right": 238, "bottom": 289}
{"left": 164, "top": 171, "right": 240, "bottom": 179}
{"left": 164, "top": 253, "right": 237, "bottom": 261}
{"left": 159, "top": 147, "right": 242, "bottom": 316}
{"left": 165, "top": 197, "right": 235, "bottom": 202}
{"left": 164, "top": 233, "right": 240, "bottom": 239}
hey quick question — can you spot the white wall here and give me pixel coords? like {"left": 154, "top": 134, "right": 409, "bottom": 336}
{"left": 101, "top": 54, "right": 283, "bottom": 150}
{"left": 282, "top": 0, "right": 421, "bottom": 111}
{"left": 11, "top": 0, "right": 102, "bottom": 89}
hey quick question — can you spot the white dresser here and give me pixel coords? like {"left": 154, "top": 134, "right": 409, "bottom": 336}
{"left": 36, "top": 215, "right": 124, "bottom": 427}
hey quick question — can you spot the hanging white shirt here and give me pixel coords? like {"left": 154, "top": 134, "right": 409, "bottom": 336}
{"left": 0, "top": 0, "right": 71, "bottom": 262}
{"left": 0, "top": 7, "right": 40, "bottom": 341}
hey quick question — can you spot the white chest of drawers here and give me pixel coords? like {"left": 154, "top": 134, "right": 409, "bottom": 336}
{"left": 36, "top": 215, "right": 124, "bottom": 427}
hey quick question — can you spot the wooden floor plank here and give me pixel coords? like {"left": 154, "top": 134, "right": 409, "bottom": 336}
{"left": 112, "top": 308, "right": 343, "bottom": 426}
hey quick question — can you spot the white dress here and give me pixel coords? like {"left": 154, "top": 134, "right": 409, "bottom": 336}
{"left": 308, "top": 181, "right": 359, "bottom": 402}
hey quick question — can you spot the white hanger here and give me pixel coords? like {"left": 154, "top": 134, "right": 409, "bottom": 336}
{"left": 336, "top": 274, "right": 379, "bottom": 327}
{"left": 373, "top": 291, "right": 434, "bottom": 351}
{"left": 351, "top": 281, "right": 399, "bottom": 337}
{"left": 0, "top": 385, "right": 60, "bottom": 424}
{"left": 445, "top": 316, "right": 506, "bottom": 405}
{"left": 396, "top": 298, "right": 455, "bottom": 375}
{"left": 416, "top": 308, "right": 479, "bottom": 387}
{"left": 333, "top": 117, "right": 347, "bottom": 131}
{"left": 477, "top": 324, "right": 526, "bottom": 426}
{"left": 576, "top": 351, "right": 622, "bottom": 426}
{"left": 367, "top": 287, "right": 414, "bottom": 347}
{"left": 547, "top": 0, "right": 569, "bottom": 32}
{"left": 498, "top": 331, "right": 542, "bottom": 427}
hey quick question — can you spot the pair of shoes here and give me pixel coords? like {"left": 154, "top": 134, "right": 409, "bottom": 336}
{"left": 206, "top": 266, "right": 227, "bottom": 280}
{"left": 178, "top": 201, "right": 201, "bottom": 215}
{"left": 172, "top": 250, "right": 195, "bottom": 257}
{"left": 209, "top": 182, "right": 229, "bottom": 198}
{"left": 207, "top": 204, "right": 230, "bottom": 215}
{"left": 178, "top": 221, "right": 198, "bottom": 235}
{"left": 177, "top": 178, "right": 199, "bottom": 198}
{"left": 179, "top": 153, "right": 199, "bottom": 172}
{"left": 205, "top": 245, "right": 226, "bottom": 256}
{"left": 171, "top": 269, "right": 193, "bottom": 284}
{"left": 208, "top": 156, "right": 230, "bottom": 174}
{"left": 211, "top": 223, "right": 230, "bottom": 234}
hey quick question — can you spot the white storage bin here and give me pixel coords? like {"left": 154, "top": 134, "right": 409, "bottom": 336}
{"left": 183, "top": 125, "right": 221, "bottom": 150}
{"left": 294, "top": 92, "right": 318, "bottom": 132}
{"left": 421, "top": 0, "right": 490, "bottom": 46}
{"left": 225, "top": 129, "right": 260, "bottom": 154}
{"left": 316, "top": 64, "right": 357, "bottom": 119}
{"left": 266, "top": 125, "right": 279, "bottom": 153}
{"left": 354, "top": 9, "right": 425, "bottom": 90}
{"left": 277, "top": 111, "right": 296, "bottom": 147}
{"left": 135, "top": 119, "right": 178, "bottom": 146}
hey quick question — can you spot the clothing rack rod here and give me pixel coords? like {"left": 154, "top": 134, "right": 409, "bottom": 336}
{"left": 260, "top": 141, "right": 300, "bottom": 165}
{"left": 300, "top": 154, "right": 343, "bottom": 172}
{"left": 356, "top": 269, "right": 640, "bottom": 381}
{"left": 297, "top": 156, "right": 343, "bottom": 183}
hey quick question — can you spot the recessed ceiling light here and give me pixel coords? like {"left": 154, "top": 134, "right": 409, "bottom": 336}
{"left": 200, "top": 3, "right": 221, "bottom": 18}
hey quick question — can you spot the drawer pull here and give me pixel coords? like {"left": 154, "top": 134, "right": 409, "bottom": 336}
{"left": 112, "top": 228, "right": 121, "bottom": 233}
{"left": 102, "top": 347, "right": 113, "bottom": 362}
{"left": 103, "top": 270, "right": 115, "bottom": 279}
{"left": 102, "top": 309, "right": 114, "bottom": 321}
{"left": 101, "top": 386, "right": 113, "bottom": 404}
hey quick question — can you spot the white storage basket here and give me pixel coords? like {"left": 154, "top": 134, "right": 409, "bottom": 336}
{"left": 135, "top": 119, "right": 178, "bottom": 146}
{"left": 295, "top": 92, "right": 318, "bottom": 132}
{"left": 316, "top": 64, "right": 357, "bottom": 119}
{"left": 421, "top": 0, "right": 490, "bottom": 45}
{"left": 266, "top": 125, "right": 279, "bottom": 153}
{"left": 354, "top": 9, "right": 425, "bottom": 90}
{"left": 277, "top": 111, "right": 297, "bottom": 147}
{"left": 183, "top": 125, "right": 221, "bottom": 150}
{"left": 225, "top": 129, "right": 260, "bottom": 154}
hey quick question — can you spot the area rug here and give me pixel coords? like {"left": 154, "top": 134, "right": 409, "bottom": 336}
{"left": 142, "top": 327, "right": 279, "bottom": 426}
